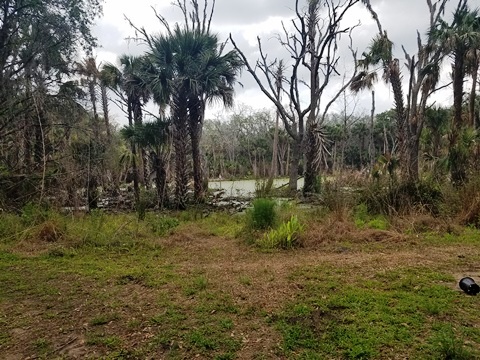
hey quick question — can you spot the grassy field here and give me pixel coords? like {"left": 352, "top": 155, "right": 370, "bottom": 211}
{"left": 0, "top": 206, "right": 479, "bottom": 359}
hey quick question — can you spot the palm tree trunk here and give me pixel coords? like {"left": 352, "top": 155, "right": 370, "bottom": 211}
{"left": 189, "top": 99, "right": 205, "bottom": 202}
{"left": 190, "top": 122, "right": 204, "bottom": 202}
{"left": 153, "top": 152, "right": 167, "bottom": 208}
{"left": 173, "top": 91, "right": 189, "bottom": 209}
{"left": 469, "top": 57, "right": 478, "bottom": 128}
{"left": 127, "top": 101, "right": 140, "bottom": 203}
{"left": 101, "top": 84, "right": 111, "bottom": 139}
{"left": 389, "top": 61, "right": 407, "bottom": 174}
{"left": 407, "top": 132, "right": 420, "bottom": 181}
{"left": 453, "top": 52, "right": 466, "bottom": 130}
{"left": 89, "top": 81, "right": 99, "bottom": 141}
{"left": 450, "top": 51, "right": 467, "bottom": 185}
{"left": 132, "top": 99, "right": 146, "bottom": 187}
{"left": 369, "top": 91, "right": 376, "bottom": 168}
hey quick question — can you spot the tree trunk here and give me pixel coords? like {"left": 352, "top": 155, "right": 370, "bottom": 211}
{"left": 101, "top": 84, "right": 111, "bottom": 139}
{"left": 89, "top": 80, "right": 99, "bottom": 141}
{"left": 23, "top": 114, "right": 32, "bottom": 173}
{"left": 153, "top": 152, "right": 167, "bottom": 208}
{"left": 265, "top": 109, "right": 280, "bottom": 193}
{"left": 303, "top": 122, "right": 317, "bottom": 194}
{"left": 407, "top": 132, "right": 420, "bottom": 181}
{"left": 289, "top": 136, "right": 301, "bottom": 192}
{"left": 132, "top": 99, "right": 145, "bottom": 187}
{"left": 469, "top": 57, "right": 478, "bottom": 128}
{"left": 389, "top": 61, "right": 407, "bottom": 174}
{"left": 127, "top": 101, "right": 139, "bottom": 203}
{"left": 173, "top": 91, "right": 189, "bottom": 209}
{"left": 369, "top": 91, "right": 376, "bottom": 168}
{"left": 189, "top": 99, "right": 206, "bottom": 202}
{"left": 87, "top": 174, "right": 98, "bottom": 210}
{"left": 450, "top": 51, "right": 467, "bottom": 185}
{"left": 303, "top": 2, "right": 320, "bottom": 195}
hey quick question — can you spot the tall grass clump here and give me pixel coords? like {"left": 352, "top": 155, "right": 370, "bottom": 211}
{"left": 440, "top": 178, "right": 480, "bottom": 227}
{"left": 361, "top": 178, "right": 442, "bottom": 215}
{"left": 258, "top": 215, "right": 304, "bottom": 249}
{"left": 321, "top": 178, "right": 360, "bottom": 220}
{"left": 136, "top": 189, "right": 157, "bottom": 221}
{"left": 353, "top": 203, "right": 389, "bottom": 230}
{"left": 21, "top": 202, "right": 52, "bottom": 226}
{"left": 247, "top": 198, "right": 277, "bottom": 230}
{"left": 145, "top": 214, "right": 179, "bottom": 236}
{"left": 0, "top": 212, "right": 24, "bottom": 240}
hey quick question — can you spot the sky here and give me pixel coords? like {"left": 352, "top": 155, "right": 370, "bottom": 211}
{"left": 91, "top": 0, "right": 466, "bottom": 126}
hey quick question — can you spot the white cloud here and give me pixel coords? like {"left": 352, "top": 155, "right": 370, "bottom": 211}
{"left": 93, "top": 0, "right": 461, "bottom": 126}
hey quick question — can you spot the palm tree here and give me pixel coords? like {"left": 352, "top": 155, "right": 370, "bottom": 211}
{"left": 76, "top": 58, "right": 100, "bottom": 140}
{"left": 352, "top": 1, "right": 449, "bottom": 182}
{"left": 351, "top": 33, "right": 407, "bottom": 165}
{"left": 187, "top": 38, "right": 243, "bottom": 202}
{"left": 466, "top": 44, "right": 480, "bottom": 128}
{"left": 101, "top": 55, "right": 151, "bottom": 202}
{"left": 121, "top": 119, "right": 171, "bottom": 208}
{"left": 146, "top": 25, "right": 242, "bottom": 207}
{"left": 431, "top": 1, "right": 480, "bottom": 184}
{"left": 98, "top": 68, "right": 112, "bottom": 140}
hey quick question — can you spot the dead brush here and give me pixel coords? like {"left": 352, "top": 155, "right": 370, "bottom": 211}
{"left": 460, "top": 194, "right": 480, "bottom": 227}
{"left": 303, "top": 212, "right": 406, "bottom": 248}
{"left": 34, "top": 220, "right": 64, "bottom": 242}
{"left": 320, "top": 178, "right": 359, "bottom": 221}
{"left": 390, "top": 210, "right": 461, "bottom": 235}
{"left": 440, "top": 179, "right": 480, "bottom": 227}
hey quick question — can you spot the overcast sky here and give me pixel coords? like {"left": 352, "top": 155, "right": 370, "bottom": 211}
{"left": 92, "top": 0, "right": 465, "bottom": 126}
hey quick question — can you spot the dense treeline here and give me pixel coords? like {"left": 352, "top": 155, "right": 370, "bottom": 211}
{"left": 202, "top": 106, "right": 463, "bottom": 180}
{"left": 0, "top": 0, "right": 479, "bottom": 212}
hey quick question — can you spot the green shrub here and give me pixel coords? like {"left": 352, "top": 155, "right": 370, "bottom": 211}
{"left": 146, "top": 214, "right": 179, "bottom": 236}
{"left": 0, "top": 213, "right": 24, "bottom": 240}
{"left": 258, "top": 215, "right": 304, "bottom": 249}
{"left": 353, "top": 203, "right": 389, "bottom": 230}
{"left": 353, "top": 203, "right": 369, "bottom": 223}
{"left": 361, "top": 179, "right": 442, "bottom": 215}
{"left": 136, "top": 189, "right": 157, "bottom": 221}
{"left": 248, "top": 198, "right": 276, "bottom": 230}
{"left": 21, "top": 202, "right": 51, "bottom": 226}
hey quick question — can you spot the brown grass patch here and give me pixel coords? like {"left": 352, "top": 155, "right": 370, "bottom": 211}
{"left": 302, "top": 215, "right": 406, "bottom": 248}
{"left": 460, "top": 194, "right": 480, "bottom": 227}
{"left": 391, "top": 213, "right": 463, "bottom": 235}
{"left": 35, "top": 220, "right": 64, "bottom": 242}
{"left": 9, "top": 220, "right": 66, "bottom": 256}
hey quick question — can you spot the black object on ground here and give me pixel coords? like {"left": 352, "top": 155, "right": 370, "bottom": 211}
{"left": 459, "top": 277, "right": 480, "bottom": 296}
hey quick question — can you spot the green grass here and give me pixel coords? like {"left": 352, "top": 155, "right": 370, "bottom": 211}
{"left": 273, "top": 266, "right": 479, "bottom": 359}
{"left": 1, "top": 208, "right": 479, "bottom": 358}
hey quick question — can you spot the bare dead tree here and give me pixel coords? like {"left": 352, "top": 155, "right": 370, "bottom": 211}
{"left": 265, "top": 60, "right": 285, "bottom": 193}
{"left": 230, "top": 0, "right": 364, "bottom": 193}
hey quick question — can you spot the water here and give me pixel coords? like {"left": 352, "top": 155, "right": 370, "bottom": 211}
{"left": 208, "top": 178, "right": 304, "bottom": 197}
